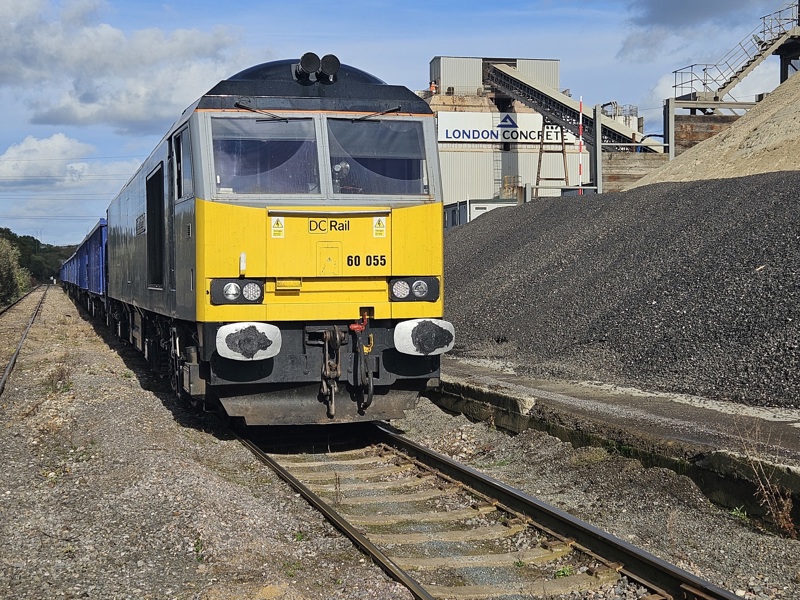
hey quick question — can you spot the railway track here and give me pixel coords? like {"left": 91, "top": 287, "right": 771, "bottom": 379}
{"left": 240, "top": 423, "right": 739, "bottom": 600}
{"left": 0, "top": 285, "right": 48, "bottom": 397}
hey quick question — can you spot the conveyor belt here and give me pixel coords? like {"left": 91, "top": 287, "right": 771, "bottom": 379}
{"left": 486, "top": 63, "right": 663, "bottom": 153}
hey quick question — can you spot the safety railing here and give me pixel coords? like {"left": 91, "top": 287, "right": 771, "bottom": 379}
{"left": 673, "top": 2, "right": 799, "bottom": 100}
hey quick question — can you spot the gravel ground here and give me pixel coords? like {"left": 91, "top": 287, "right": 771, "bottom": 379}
{"left": 2, "top": 288, "right": 799, "bottom": 600}
{"left": 0, "top": 289, "right": 413, "bottom": 600}
{"left": 444, "top": 170, "right": 799, "bottom": 407}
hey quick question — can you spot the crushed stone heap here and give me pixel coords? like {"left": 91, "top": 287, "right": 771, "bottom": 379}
{"left": 633, "top": 69, "right": 800, "bottom": 186}
{"left": 444, "top": 171, "right": 799, "bottom": 408}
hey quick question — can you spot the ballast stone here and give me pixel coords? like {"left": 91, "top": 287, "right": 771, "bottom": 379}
{"left": 444, "top": 170, "right": 800, "bottom": 408}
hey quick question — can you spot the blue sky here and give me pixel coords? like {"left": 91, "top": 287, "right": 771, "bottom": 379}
{"left": 0, "top": 0, "right": 787, "bottom": 245}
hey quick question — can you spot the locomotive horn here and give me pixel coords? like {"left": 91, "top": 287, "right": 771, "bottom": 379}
{"left": 296, "top": 52, "right": 321, "bottom": 79}
{"left": 319, "top": 54, "right": 341, "bottom": 78}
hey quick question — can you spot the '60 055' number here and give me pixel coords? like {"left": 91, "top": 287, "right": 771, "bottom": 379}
{"left": 347, "top": 254, "right": 387, "bottom": 267}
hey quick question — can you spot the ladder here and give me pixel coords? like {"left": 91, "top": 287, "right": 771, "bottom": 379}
{"left": 534, "top": 121, "right": 569, "bottom": 198}
{"left": 492, "top": 112, "right": 503, "bottom": 194}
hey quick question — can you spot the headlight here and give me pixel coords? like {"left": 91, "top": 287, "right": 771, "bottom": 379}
{"left": 210, "top": 279, "right": 265, "bottom": 305}
{"left": 389, "top": 277, "right": 440, "bottom": 302}
{"left": 223, "top": 282, "right": 241, "bottom": 301}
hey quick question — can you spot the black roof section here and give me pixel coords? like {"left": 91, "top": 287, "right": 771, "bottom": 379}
{"left": 199, "top": 55, "right": 432, "bottom": 114}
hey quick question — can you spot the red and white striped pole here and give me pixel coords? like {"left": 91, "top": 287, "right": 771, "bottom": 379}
{"left": 578, "top": 96, "right": 584, "bottom": 195}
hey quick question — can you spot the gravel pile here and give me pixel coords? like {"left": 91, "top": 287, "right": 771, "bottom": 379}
{"left": 633, "top": 70, "right": 800, "bottom": 186}
{"left": 444, "top": 170, "right": 799, "bottom": 407}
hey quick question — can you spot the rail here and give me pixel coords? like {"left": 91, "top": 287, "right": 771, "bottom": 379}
{"left": 371, "top": 424, "right": 739, "bottom": 600}
{"left": 0, "top": 285, "right": 48, "bottom": 397}
{"left": 237, "top": 432, "right": 435, "bottom": 600}
{"left": 238, "top": 421, "right": 740, "bottom": 600}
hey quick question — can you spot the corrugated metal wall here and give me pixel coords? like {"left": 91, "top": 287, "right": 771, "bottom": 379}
{"left": 439, "top": 146, "right": 495, "bottom": 205}
{"left": 429, "top": 58, "right": 441, "bottom": 86}
{"left": 430, "top": 57, "right": 561, "bottom": 95}
{"left": 440, "top": 144, "right": 588, "bottom": 203}
{"left": 431, "top": 57, "right": 484, "bottom": 95}
{"left": 516, "top": 59, "right": 560, "bottom": 90}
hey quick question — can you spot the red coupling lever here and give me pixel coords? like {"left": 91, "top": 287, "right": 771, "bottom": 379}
{"left": 349, "top": 312, "right": 369, "bottom": 333}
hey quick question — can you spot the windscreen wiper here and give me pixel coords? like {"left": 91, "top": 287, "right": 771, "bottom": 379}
{"left": 354, "top": 105, "right": 402, "bottom": 121}
{"left": 234, "top": 101, "right": 289, "bottom": 122}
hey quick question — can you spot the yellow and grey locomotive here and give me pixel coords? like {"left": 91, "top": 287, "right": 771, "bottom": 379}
{"left": 103, "top": 53, "right": 454, "bottom": 424}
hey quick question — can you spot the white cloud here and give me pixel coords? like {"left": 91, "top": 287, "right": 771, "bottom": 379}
{"left": 0, "top": 134, "right": 95, "bottom": 186}
{"left": 0, "top": 0, "right": 259, "bottom": 244}
{"left": 0, "top": 0, "right": 247, "bottom": 132}
{"left": 0, "top": 133, "right": 142, "bottom": 245}
{"left": 0, "top": 133, "right": 140, "bottom": 199}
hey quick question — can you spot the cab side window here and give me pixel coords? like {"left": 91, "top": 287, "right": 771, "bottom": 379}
{"left": 174, "top": 128, "right": 193, "bottom": 200}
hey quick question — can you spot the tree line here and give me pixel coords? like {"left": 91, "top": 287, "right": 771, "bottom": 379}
{"left": 0, "top": 228, "right": 76, "bottom": 305}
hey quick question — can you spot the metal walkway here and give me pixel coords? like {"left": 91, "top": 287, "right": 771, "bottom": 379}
{"left": 485, "top": 63, "right": 663, "bottom": 153}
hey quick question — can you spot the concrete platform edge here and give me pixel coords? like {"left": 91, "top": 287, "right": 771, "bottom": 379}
{"left": 436, "top": 372, "right": 800, "bottom": 526}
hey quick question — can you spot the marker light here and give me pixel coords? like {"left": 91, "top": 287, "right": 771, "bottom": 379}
{"left": 392, "top": 280, "right": 411, "bottom": 299}
{"left": 211, "top": 279, "right": 265, "bottom": 304}
{"left": 389, "top": 277, "right": 440, "bottom": 302}
{"left": 242, "top": 282, "right": 262, "bottom": 301}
